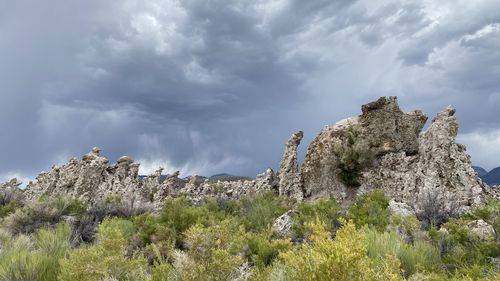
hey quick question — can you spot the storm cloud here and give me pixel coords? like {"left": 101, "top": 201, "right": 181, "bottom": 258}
{"left": 1, "top": 0, "right": 500, "bottom": 183}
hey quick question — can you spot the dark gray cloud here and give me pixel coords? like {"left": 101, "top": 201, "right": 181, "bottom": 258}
{"left": 1, "top": 0, "right": 500, "bottom": 183}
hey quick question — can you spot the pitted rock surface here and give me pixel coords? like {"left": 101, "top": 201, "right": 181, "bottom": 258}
{"left": 301, "top": 96, "right": 489, "bottom": 213}
{"left": 22, "top": 149, "right": 278, "bottom": 207}
{"left": 278, "top": 131, "right": 304, "bottom": 199}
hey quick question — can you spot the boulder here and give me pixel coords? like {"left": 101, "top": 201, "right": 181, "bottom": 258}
{"left": 272, "top": 210, "right": 296, "bottom": 237}
{"left": 388, "top": 200, "right": 414, "bottom": 217}
{"left": 467, "top": 219, "right": 495, "bottom": 241}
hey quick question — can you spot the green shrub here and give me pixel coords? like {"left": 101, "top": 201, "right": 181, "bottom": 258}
{"left": 240, "top": 192, "right": 289, "bottom": 232}
{"left": 366, "top": 229, "right": 402, "bottom": 261}
{"left": 349, "top": 190, "right": 390, "bottom": 231}
{"left": 184, "top": 221, "right": 240, "bottom": 261}
{"left": 150, "top": 244, "right": 175, "bottom": 281}
{"left": 366, "top": 228, "right": 445, "bottom": 278}
{"left": 132, "top": 197, "right": 222, "bottom": 249}
{"left": 292, "top": 197, "right": 340, "bottom": 239}
{"left": 438, "top": 219, "right": 500, "bottom": 274}
{"left": 332, "top": 128, "right": 374, "bottom": 187}
{"left": 390, "top": 215, "right": 422, "bottom": 243}
{"left": 0, "top": 186, "right": 24, "bottom": 217}
{"left": 244, "top": 231, "right": 291, "bottom": 269}
{"left": 279, "top": 219, "right": 403, "bottom": 281}
{"left": 398, "top": 240, "right": 443, "bottom": 277}
{"left": 4, "top": 202, "right": 64, "bottom": 235}
{"left": 451, "top": 265, "right": 500, "bottom": 280}
{"left": 3, "top": 197, "right": 88, "bottom": 235}
{"left": 465, "top": 198, "right": 499, "bottom": 236}
{"left": 176, "top": 249, "right": 243, "bottom": 281}
{"left": 171, "top": 222, "right": 245, "bottom": 280}
{"left": 59, "top": 218, "right": 147, "bottom": 281}
{"left": 0, "top": 201, "right": 19, "bottom": 218}
{"left": 51, "top": 197, "right": 87, "bottom": 217}
{"left": 0, "top": 223, "right": 72, "bottom": 281}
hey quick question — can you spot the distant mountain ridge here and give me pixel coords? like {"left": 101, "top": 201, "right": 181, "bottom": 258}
{"left": 472, "top": 166, "right": 488, "bottom": 177}
{"left": 473, "top": 166, "right": 500, "bottom": 186}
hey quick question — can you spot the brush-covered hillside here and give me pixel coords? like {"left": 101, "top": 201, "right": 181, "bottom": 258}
{"left": 0, "top": 189, "right": 499, "bottom": 280}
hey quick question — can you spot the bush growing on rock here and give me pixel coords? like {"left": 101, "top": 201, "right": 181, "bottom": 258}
{"left": 433, "top": 218, "right": 500, "bottom": 273}
{"left": 332, "top": 128, "right": 374, "bottom": 187}
{"left": 465, "top": 198, "right": 499, "bottom": 236}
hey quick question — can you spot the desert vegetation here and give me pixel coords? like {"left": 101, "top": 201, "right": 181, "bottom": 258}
{"left": 0, "top": 190, "right": 498, "bottom": 281}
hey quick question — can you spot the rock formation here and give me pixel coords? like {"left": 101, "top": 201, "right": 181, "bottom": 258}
{"left": 467, "top": 219, "right": 495, "bottom": 241}
{"left": 300, "top": 97, "right": 490, "bottom": 214}
{"left": 0, "top": 178, "right": 22, "bottom": 189}
{"left": 278, "top": 131, "right": 303, "bottom": 200}
{"left": 5, "top": 96, "right": 494, "bottom": 214}
{"left": 18, "top": 150, "right": 278, "bottom": 208}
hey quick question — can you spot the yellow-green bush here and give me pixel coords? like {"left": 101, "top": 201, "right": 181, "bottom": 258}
{"left": 59, "top": 218, "right": 148, "bottom": 281}
{"left": 244, "top": 231, "right": 291, "bottom": 269}
{"left": 160, "top": 221, "right": 246, "bottom": 280}
{"left": 279, "top": 220, "right": 403, "bottom": 281}
{"left": 292, "top": 197, "right": 340, "bottom": 238}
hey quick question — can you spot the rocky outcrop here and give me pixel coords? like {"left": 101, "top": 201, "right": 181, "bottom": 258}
{"left": 362, "top": 105, "right": 486, "bottom": 214}
{"left": 388, "top": 200, "right": 414, "bottom": 217}
{"left": 0, "top": 178, "right": 22, "bottom": 189}
{"left": 23, "top": 147, "right": 148, "bottom": 205}
{"left": 300, "top": 96, "right": 489, "bottom": 214}
{"left": 12, "top": 96, "right": 493, "bottom": 214}
{"left": 278, "top": 131, "right": 303, "bottom": 199}
{"left": 21, "top": 149, "right": 278, "bottom": 207}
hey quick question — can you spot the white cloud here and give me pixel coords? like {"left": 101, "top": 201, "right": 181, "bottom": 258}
{"left": 457, "top": 129, "right": 500, "bottom": 171}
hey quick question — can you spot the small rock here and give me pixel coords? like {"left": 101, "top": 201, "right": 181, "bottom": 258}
{"left": 272, "top": 210, "right": 296, "bottom": 237}
{"left": 388, "top": 200, "right": 414, "bottom": 217}
{"left": 467, "top": 219, "right": 495, "bottom": 241}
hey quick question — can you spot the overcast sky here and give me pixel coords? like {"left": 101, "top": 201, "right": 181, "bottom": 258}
{"left": 1, "top": 0, "right": 500, "bottom": 183}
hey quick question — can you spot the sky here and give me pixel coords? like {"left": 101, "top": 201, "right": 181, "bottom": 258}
{"left": 1, "top": 0, "right": 500, "bottom": 184}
